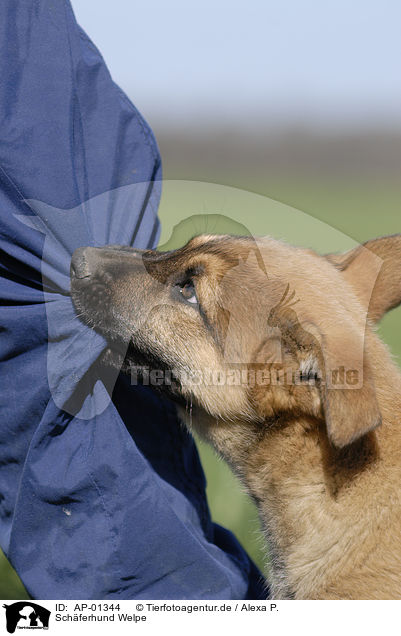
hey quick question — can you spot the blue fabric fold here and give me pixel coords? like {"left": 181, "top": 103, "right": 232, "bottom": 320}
{"left": 0, "top": 0, "right": 266, "bottom": 599}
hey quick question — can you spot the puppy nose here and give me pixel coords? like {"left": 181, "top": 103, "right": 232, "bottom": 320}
{"left": 70, "top": 246, "right": 100, "bottom": 279}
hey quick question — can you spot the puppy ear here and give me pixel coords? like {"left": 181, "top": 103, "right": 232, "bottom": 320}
{"left": 326, "top": 234, "right": 401, "bottom": 323}
{"left": 302, "top": 322, "right": 381, "bottom": 448}
{"left": 321, "top": 355, "right": 381, "bottom": 448}
{"left": 266, "top": 291, "right": 381, "bottom": 447}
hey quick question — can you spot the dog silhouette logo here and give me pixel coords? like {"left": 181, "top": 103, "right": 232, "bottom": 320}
{"left": 3, "top": 602, "right": 50, "bottom": 634}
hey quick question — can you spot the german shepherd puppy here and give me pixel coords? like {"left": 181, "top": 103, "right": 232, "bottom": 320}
{"left": 70, "top": 233, "right": 401, "bottom": 599}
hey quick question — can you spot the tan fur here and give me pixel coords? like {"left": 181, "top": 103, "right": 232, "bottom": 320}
{"left": 71, "top": 233, "right": 401, "bottom": 599}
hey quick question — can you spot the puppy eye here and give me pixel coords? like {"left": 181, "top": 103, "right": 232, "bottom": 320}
{"left": 180, "top": 282, "right": 198, "bottom": 305}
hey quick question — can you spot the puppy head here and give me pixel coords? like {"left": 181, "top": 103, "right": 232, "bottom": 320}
{"left": 70, "top": 234, "right": 401, "bottom": 448}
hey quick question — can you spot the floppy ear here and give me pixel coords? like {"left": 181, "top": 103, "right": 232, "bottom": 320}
{"left": 321, "top": 354, "right": 381, "bottom": 448}
{"left": 266, "top": 292, "right": 382, "bottom": 448}
{"left": 326, "top": 234, "right": 401, "bottom": 323}
{"left": 301, "top": 321, "right": 381, "bottom": 448}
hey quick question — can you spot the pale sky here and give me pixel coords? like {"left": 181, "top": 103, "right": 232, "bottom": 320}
{"left": 71, "top": 0, "right": 401, "bottom": 130}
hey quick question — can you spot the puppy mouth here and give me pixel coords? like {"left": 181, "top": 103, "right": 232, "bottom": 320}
{"left": 98, "top": 338, "right": 187, "bottom": 404}
{"left": 69, "top": 248, "right": 196, "bottom": 406}
{"left": 71, "top": 273, "right": 184, "bottom": 401}
{"left": 123, "top": 343, "right": 187, "bottom": 402}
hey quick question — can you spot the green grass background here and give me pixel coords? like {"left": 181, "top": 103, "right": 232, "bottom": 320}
{"left": 1, "top": 177, "right": 400, "bottom": 599}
